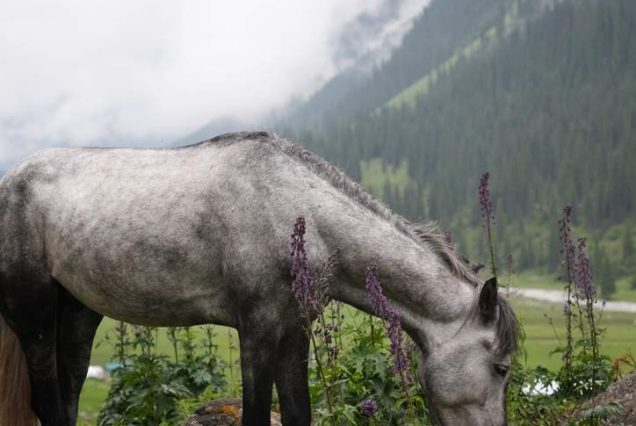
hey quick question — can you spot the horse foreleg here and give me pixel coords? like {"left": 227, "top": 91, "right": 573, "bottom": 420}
{"left": 238, "top": 319, "right": 280, "bottom": 426}
{"left": 55, "top": 284, "right": 103, "bottom": 425}
{"left": 275, "top": 326, "right": 311, "bottom": 426}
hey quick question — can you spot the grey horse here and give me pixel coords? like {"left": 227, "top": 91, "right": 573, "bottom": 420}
{"left": 0, "top": 131, "right": 517, "bottom": 425}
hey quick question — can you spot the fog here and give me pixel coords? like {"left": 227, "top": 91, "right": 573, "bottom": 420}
{"left": 0, "top": 0, "right": 428, "bottom": 168}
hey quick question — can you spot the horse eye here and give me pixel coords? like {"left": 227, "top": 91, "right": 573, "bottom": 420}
{"left": 494, "top": 363, "right": 509, "bottom": 377}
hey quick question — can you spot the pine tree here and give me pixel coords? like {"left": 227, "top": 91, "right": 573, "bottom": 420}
{"left": 594, "top": 243, "right": 616, "bottom": 299}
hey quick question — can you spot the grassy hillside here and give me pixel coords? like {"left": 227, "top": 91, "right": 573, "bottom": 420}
{"left": 383, "top": 19, "right": 498, "bottom": 109}
{"left": 383, "top": 0, "right": 549, "bottom": 110}
{"left": 283, "top": 0, "right": 515, "bottom": 131}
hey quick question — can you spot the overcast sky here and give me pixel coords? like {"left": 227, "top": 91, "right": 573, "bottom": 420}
{"left": 0, "top": 0, "right": 428, "bottom": 168}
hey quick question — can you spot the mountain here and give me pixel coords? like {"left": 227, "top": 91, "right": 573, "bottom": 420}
{"left": 285, "top": 0, "right": 518, "bottom": 131}
{"left": 277, "top": 0, "right": 636, "bottom": 281}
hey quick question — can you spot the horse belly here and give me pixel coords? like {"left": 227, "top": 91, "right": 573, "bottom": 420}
{"left": 47, "top": 218, "right": 236, "bottom": 327}
{"left": 55, "top": 264, "right": 235, "bottom": 327}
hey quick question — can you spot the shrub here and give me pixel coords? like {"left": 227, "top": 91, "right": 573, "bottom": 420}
{"left": 97, "top": 324, "right": 226, "bottom": 426}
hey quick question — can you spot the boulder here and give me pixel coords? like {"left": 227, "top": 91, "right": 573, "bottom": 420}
{"left": 574, "top": 372, "right": 636, "bottom": 425}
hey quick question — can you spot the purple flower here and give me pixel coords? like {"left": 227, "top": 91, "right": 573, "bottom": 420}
{"left": 387, "top": 307, "right": 409, "bottom": 377}
{"left": 558, "top": 206, "right": 576, "bottom": 281}
{"left": 575, "top": 237, "right": 595, "bottom": 300}
{"left": 478, "top": 172, "right": 496, "bottom": 227}
{"left": 290, "top": 217, "right": 340, "bottom": 364}
{"left": 563, "top": 302, "right": 571, "bottom": 315}
{"left": 365, "top": 265, "right": 409, "bottom": 379}
{"left": 366, "top": 264, "right": 388, "bottom": 318}
{"left": 359, "top": 399, "right": 378, "bottom": 417}
{"left": 290, "top": 217, "right": 320, "bottom": 315}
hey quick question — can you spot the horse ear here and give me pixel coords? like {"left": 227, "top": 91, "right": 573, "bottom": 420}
{"left": 479, "top": 277, "right": 498, "bottom": 323}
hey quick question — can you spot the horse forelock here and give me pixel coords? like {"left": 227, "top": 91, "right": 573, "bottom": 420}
{"left": 495, "top": 297, "right": 519, "bottom": 356}
{"left": 268, "top": 133, "right": 481, "bottom": 287}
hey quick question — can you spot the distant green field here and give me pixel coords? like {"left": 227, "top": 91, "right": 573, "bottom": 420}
{"left": 76, "top": 276, "right": 636, "bottom": 424}
{"left": 510, "top": 297, "right": 636, "bottom": 371}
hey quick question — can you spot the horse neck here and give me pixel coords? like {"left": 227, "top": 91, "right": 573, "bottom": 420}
{"left": 325, "top": 212, "right": 476, "bottom": 349}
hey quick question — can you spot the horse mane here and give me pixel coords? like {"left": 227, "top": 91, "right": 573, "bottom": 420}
{"left": 267, "top": 133, "right": 482, "bottom": 288}
{"left": 495, "top": 297, "right": 519, "bottom": 356}
{"left": 190, "top": 131, "right": 479, "bottom": 286}
{"left": 190, "top": 131, "right": 518, "bottom": 354}
{"left": 268, "top": 133, "right": 518, "bottom": 353}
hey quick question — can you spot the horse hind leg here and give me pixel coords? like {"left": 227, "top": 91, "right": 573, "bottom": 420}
{"left": 55, "top": 283, "right": 103, "bottom": 425}
{"left": 0, "top": 271, "right": 65, "bottom": 426}
{"left": 0, "top": 313, "right": 38, "bottom": 425}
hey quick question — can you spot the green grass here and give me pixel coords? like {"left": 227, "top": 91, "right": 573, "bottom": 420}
{"left": 510, "top": 297, "right": 636, "bottom": 371}
{"left": 77, "top": 380, "right": 110, "bottom": 425}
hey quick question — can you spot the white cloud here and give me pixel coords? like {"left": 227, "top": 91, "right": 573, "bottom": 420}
{"left": 0, "top": 0, "right": 427, "bottom": 167}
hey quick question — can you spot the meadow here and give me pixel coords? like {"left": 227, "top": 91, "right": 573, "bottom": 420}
{"left": 76, "top": 275, "right": 636, "bottom": 424}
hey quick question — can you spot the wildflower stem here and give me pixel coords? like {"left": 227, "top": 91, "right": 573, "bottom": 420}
{"left": 564, "top": 280, "right": 573, "bottom": 381}
{"left": 478, "top": 172, "right": 497, "bottom": 279}
{"left": 587, "top": 297, "right": 599, "bottom": 392}
{"left": 290, "top": 217, "right": 337, "bottom": 425}
{"left": 318, "top": 306, "right": 344, "bottom": 402}
{"left": 115, "top": 321, "right": 127, "bottom": 366}
{"left": 486, "top": 217, "right": 498, "bottom": 280}
{"left": 168, "top": 327, "right": 179, "bottom": 364}
{"left": 304, "top": 309, "right": 336, "bottom": 426}
{"left": 365, "top": 264, "right": 413, "bottom": 422}
{"left": 228, "top": 328, "right": 234, "bottom": 382}
{"left": 562, "top": 210, "right": 574, "bottom": 383}
{"left": 369, "top": 315, "right": 376, "bottom": 348}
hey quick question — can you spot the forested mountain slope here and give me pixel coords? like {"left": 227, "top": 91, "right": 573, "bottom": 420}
{"left": 277, "top": 0, "right": 636, "bottom": 286}
{"left": 286, "top": 0, "right": 518, "bottom": 131}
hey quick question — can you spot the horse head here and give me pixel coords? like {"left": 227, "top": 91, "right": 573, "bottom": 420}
{"left": 418, "top": 277, "right": 518, "bottom": 426}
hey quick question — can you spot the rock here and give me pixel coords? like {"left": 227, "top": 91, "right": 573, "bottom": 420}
{"left": 574, "top": 373, "right": 636, "bottom": 425}
{"left": 183, "top": 398, "right": 282, "bottom": 426}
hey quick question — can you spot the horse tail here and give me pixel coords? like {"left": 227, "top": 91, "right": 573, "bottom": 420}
{"left": 0, "top": 313, "right": 38, "bottom": 425}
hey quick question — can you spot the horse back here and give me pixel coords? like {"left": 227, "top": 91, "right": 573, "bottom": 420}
{"left": 0, "top": 134, "right": 325, "bottom": 326}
